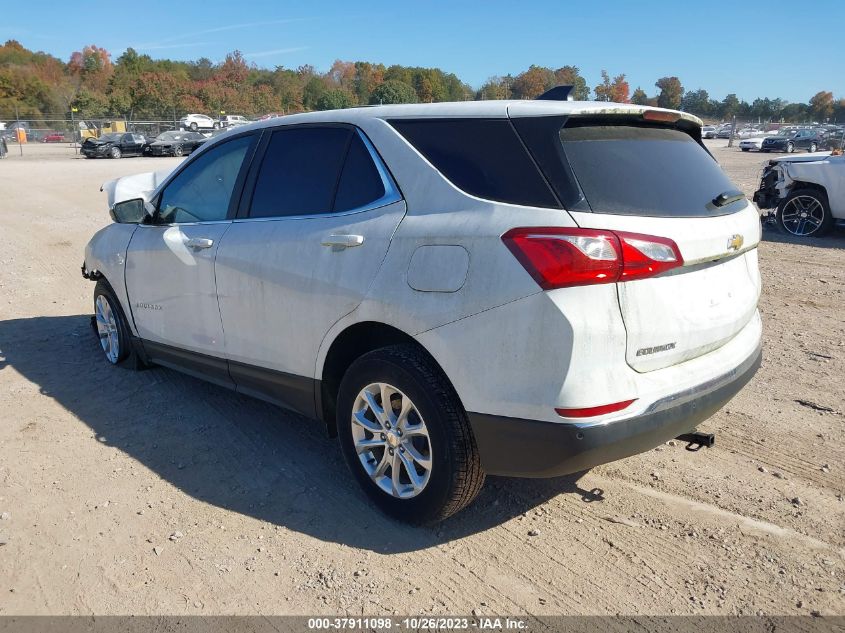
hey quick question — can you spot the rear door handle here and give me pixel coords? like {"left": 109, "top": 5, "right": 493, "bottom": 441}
{"left": 321, "top": 234, "right": 364, "bottom": 249}
{"left": 185, "top": 237, "right": 214, "bottom": 249}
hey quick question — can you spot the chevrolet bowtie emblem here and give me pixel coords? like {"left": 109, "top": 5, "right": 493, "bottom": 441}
{"left": 727, "top": 234, "right": 744, "bottom": 251}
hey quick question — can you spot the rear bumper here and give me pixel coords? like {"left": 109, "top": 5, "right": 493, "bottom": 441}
{"left": 468, "top": 344, "right": 761, "bottom": 478}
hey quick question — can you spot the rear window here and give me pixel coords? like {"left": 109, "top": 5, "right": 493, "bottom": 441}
{"left": 556, "top": 124, "right": 742, "bottom": 217}
{"left": 389, "top": 118, "right": 559, "bottom": 208}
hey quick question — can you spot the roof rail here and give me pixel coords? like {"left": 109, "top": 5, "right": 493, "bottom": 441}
{"left": 535, "top": 85, "right": 574, "bottom": 101}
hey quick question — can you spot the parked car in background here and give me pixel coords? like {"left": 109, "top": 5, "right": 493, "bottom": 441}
{"left": 739, "top": 137, "right": 765, "bottom": 152}
{"left": 220, "top": 115, "right": 249, "bottom": 128}
{"left": 179, "top": 114, "right": 217, "bottom": 132}
{"left": 42, "top": 131, "right": 67, "bottom": 143}
{"left": 701, "top": 125, "right": 717, "bottom": 139}
{"left": 81, "top": 132, "right": 149, "bottom": 159}
{"left": 146, "top": 131, "right": 207, "bottom": 157}
{"left": 761, "top": 129, "right": 824, "bottom": 153}
{"left": 716, "top": 125, "right": 734, "bottom": 139}
{"left": 83, "top": 102, "right": 762, "bottom": 523}
{"left": 754, "top": 152, "right": 844, "bottom": 237}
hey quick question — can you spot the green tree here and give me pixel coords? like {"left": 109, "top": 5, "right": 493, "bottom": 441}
{"left": 630, "top": 87, "right": 649, "bottom": 105}
{"left": 655, "top": 76, "right": 683, "bottom": 110}
{"left": 369, "top": 80, "right": 417, "bottom": 105}
{"left": 316, "top": 89, "right": 354, "bottom": 110}
{"left": 681, "top": 89, "right": 711, "bottom": 116}
{"left": 720, "top": 93, "right": 740, "bottom": 119}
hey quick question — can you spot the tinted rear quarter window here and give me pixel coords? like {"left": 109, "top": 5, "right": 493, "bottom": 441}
{"left": 390, "top": 118, "right": 559, "bottom": 208}
{"left": 557, "top": 125, "right": 741, "bottom": 217}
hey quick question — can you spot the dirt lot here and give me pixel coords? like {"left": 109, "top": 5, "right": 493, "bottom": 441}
{"left": 0, "top": 141, "right": 842, "bottom": 617}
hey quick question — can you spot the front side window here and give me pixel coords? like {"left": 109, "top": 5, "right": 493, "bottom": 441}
{"left": 249, "top": 126, "right": 350, "bottom": 218}
{"left": 157, "top": 134, "right": 254, "bottom": 223}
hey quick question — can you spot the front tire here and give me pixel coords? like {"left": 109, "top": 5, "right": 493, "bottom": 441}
{"left": 786, "top": 142, "right": 795, "bottom": 153}
{"left": 173, "top": 144, "right": 184, "bottom": 157}
{"left": 809, "top": 142, "right": 817, "bottom": 153}
{"left": 189, "top": 122, "right": 198, "bottom": 132}
{"left": 776, "top": 188, "right": 833, "bottom": 238}
{"left": 93, "top": 280, "right": 132, "bottom": 365}
{"left": 337, "top": 345, "right": 485, "bottom": 524}
{"left": 110, "top": 146, "right": 121, "bottom": 159}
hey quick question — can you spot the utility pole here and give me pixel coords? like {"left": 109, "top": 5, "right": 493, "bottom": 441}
{"left": 727, "top": 115, "right": 737, "bottom": 148}
{"left": 15, "top": 104, "right": 22, "bottom": 157}
{"left": 71, "top": 107, "right": 78, "bottom": 154}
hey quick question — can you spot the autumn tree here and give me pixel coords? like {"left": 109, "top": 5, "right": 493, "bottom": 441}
{"left": 655, "top": 76, "right": 683, "bottom": 110}
{"left": 478, "top": 76, "right": 512, "bottom": 100}
{"left": 68, "top": 45, "right": 112, "bottom": 93}
{"left": 809, "top": 91, "right": 834, "bottom": 121}
{"left": 552, "top": 66, "right": 589, "bottom": 100}
{"left": 594, "top": 70, "right": 628, "bottom": 103}
{"left": 512, "top": 65, "right": 554, "bottom": 99}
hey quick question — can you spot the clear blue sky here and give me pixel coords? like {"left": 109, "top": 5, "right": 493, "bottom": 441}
{"left": 7, "top": 0, "right": 844, "bottom": 103}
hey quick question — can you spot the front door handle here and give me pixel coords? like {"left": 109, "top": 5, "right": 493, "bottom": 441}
{"left": 321, "top": 234, "right": 364, "bottom": 249}
{"left": 185, "top": 237, "right": 214, "bottom": 249}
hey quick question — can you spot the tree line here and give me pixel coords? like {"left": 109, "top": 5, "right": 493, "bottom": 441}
{"left": 2, "top": 40, "right": 843, "bottom": 124}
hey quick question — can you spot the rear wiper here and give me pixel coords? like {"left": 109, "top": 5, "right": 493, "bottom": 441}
{"left": 712, "top": 190, "right": 745, "bottom": 207}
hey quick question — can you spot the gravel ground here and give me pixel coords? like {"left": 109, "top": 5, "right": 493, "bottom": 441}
{"left": 0, "top": 141, "right": 842, "bottom": 616}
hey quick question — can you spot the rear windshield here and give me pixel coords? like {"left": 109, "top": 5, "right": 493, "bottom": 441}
{"left": 556, "top": 125, "right": 742, "bottom": 217}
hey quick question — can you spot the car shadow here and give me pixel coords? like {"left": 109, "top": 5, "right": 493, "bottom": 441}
{"left": 0, "top": 314, "right": 599, "bottom": 553}
{"left": 761, "top": 220, "right": 845, "bottom": 249}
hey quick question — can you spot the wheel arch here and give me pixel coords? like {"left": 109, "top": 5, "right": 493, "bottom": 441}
{"left": 787, "top": 181, "right": 829, "bottom": 199}
{"left": 318, "top": 321, "right": 454, "bottom": 437}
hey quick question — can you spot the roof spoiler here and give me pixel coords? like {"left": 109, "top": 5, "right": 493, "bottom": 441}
{"left": 535, "top": 85, "right": 574, "bottom": 101}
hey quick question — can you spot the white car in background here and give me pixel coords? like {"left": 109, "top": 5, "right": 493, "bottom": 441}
{"left": 179, "top": 113, "right": 217, "bottom": 132}
{"left": 739, "top": 136, "right": 765, "bottom": 152}
{"left": 82, "top": 101, "right": 762, "bottom": 523}
{"left": 701, "top": 125, "right": 717, "bottom": 139}
{"left": 220, "top": 115, "right": 250, "bottom": 128}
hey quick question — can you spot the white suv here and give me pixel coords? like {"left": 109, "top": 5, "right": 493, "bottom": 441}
{"left": 83, "top": 101, "right": 762, "bottom": 523}
{"left": 179, "top": 113, "right": 216, "bottom": 132}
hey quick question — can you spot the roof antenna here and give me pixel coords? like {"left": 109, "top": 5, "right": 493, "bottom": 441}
{"left": 535, "top": 85, "right": 574, "bottom": 101}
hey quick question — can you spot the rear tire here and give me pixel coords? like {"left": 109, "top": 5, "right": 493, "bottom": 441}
{"left": 776, "top": 188, "right": 833, "bottom": 238}
{"left": 337, "top": 345, "right": 485, "bottom": 524}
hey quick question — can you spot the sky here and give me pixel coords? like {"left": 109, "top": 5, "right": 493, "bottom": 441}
{"left": 6, "top": 0, "right": 844, "bottom": 103}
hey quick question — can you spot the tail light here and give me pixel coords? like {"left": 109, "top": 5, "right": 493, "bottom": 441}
{"left": 502, "top": 227, "right": 683, "bottom": 290}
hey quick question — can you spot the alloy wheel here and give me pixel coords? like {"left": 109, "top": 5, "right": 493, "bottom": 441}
{"left": 350, "top": 382, "right": 432, "bottom": 499}
{"left": 95, "top": 295, "right": 120, "bottom": 364}
{"left": 781, "top": 195, "right": 825, "bottom": 236}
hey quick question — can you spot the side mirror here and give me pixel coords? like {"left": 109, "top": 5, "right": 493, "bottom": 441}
{"left": 110, "top": 198, "right": 148, "bottom": 224}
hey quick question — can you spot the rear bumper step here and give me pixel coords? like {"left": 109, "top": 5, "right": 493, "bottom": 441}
{"left": 467, "top": 344, "right": 761, "bottom": 478}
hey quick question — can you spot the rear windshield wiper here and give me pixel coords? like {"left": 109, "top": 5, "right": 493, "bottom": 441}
{"left": 712, "top": 190, "right": 745, "bottom": 207}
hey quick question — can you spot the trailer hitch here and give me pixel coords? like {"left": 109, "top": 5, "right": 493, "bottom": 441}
{"left": 675, "top": 431, "right": 715, "bottom": 452}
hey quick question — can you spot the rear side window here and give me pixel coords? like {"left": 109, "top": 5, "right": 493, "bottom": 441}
{"left": 389, "top": 118, "right": 559, "bottom": 208}
{"left": 555, "top": 124, "right": 742, "bottom": 217}
{"left": 334, "top": 133, "right": 385, "bottom": 211}
{"left": 250, "top": 126, "right": 351, "bottom": 218}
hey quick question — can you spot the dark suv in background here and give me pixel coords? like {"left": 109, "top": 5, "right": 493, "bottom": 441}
{"left": 761, "top": 129, "right": 824, "bottom": 153}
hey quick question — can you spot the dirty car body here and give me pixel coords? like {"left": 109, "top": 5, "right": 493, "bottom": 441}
{"left": 82, "top": 100, "right": 762, "bottom": 522}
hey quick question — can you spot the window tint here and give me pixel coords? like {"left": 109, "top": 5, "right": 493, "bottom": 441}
{"left": 389, "top": 118, "right": 559, "bottom": 208}
{"left": 556, "top": 125, "right": 741, "bottom": 217}
{"left": 334, "top": 132, "right": 385, "bottom": 211}
{"left": 250, "top": 127, "right": 352, "bottom": 218}
{"left": 158, "top": 134, "right": 253, "bottom": 223}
